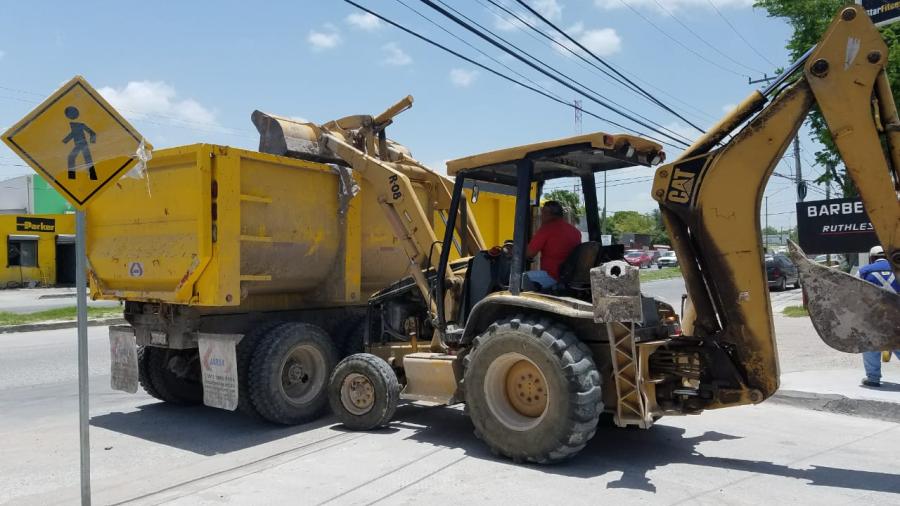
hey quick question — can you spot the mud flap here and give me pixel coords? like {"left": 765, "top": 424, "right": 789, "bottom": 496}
{"left": 788, "top": 241, "right": 900, "bottom": 353}
{"left": 109, "top": 326, "right": 139, "bottom": 393}
{"left": 198, "top": 334, "right": 242, "bottom": 411}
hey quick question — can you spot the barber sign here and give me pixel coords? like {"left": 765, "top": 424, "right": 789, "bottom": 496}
{"left": 796, "top": 197, "right": 879, "bottom": 254}
{"left": 857, "top": 0, "right": 900, "bottom": 26}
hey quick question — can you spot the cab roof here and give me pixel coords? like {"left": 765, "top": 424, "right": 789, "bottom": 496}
{"left": 445, "top": 132, "right": 664, "bottom": 185}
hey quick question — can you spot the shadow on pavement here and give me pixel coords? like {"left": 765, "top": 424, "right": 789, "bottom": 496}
{"left": 862, "top": 381, "right": 900, "bottom": 392}
{"left": 391, "top": 404, "right": 900, "bottom": 495}
{"left": 90, "top": 401, "right": 336, "bottom": 456}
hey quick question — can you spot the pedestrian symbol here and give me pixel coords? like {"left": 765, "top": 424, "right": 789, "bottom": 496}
{"left": 62, "top": 106, "right": 98, "bottom": 180}
{"left": 1, "top": 76, "right": 149, "bottom": 211}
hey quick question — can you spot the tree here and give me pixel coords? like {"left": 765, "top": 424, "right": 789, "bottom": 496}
{"left": 761, "top": 225, "right": 780, "bottom": 236}
{"left": 543, "top": 189, "right": 584, "bottom": 223}
{"left": 605, "top": 210, "right": 669, "bottom": 244}
{"left": 754, "top": 0, "right": 900, "bottom": 196}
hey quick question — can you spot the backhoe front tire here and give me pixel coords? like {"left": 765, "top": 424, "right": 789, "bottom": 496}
{"left": 329, "top": 353, "right": 400, "bottom": 431}
{"left": 463, "top": 316, "right": 602, "bottom": 464}
{"left": 249, "top": 322, "right": 338, "bottom": 425}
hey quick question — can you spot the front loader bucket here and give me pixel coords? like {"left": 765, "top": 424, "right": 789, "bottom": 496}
{"left": 787, "top": 241, "right": 900, "bottom": 353}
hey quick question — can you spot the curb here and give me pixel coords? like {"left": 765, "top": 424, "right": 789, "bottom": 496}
{"left": 0, "top": 317, "right": 126, "bottom": 334}
{"left": 37, "top": 293, "right": 77, "bottom": 300}
{"left": 771, "top": 389, "right": 900, "bottom": 423}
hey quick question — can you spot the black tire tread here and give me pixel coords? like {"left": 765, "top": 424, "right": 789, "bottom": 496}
{"left": 137, "top": 346, "right": 162, "bottom": 401}
{"left": 146, "top": 348, "right": 203, "bottom": 405}
{"left": 463, "top": 314, "right": 602, "bottom": 464}
{"left": 248, "top": 322, "right": 337, "bottom": 425}
{"left": 329, "top": 353, "right": 400, "bottom": 430}
{"left": 236, "top": 320, "right": 284, "bottom": 418}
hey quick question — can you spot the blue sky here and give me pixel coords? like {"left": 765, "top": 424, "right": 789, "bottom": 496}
{"left": 0, "top": 0, "right": 832, "bottom": 229}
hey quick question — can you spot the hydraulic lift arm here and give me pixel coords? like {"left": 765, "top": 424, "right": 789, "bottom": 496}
{"left": 652, "top": 5, "right": 900, "bottom": 406}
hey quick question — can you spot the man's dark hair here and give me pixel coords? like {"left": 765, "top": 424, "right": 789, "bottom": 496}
{"left": 543, "top": 200, "right": 565, "bottom": 217}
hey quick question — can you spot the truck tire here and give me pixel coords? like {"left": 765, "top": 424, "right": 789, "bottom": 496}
{"left": 137, "top": 346, "right": 162, "bottom": 401}
{"left": 328, "top": 353, "right": 400, "bottom": 431}
{"left": 463, "top": 316, "right": 602, "bottom": 464}
{"left": 236, "top": 320, "right": 284, "bottom": 418}
{"left": 146, "top": 348, "right": 203, "bottom": 405}
{"left": 248, "top": 322, "right": 338, "bottom": 425}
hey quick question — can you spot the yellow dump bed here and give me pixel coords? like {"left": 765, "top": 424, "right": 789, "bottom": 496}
{"left": 87, "top": 144, "right": 513, "bottom": 309}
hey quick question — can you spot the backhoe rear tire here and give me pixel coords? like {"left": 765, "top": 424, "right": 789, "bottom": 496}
{"left": 463, "top": 315, "right": 602, "bottom": 464}
{"left": 146, "top": 347, "right": 203, "bottom": 405}
{"left": 248, "top": 322, "right": 338, "bottom": 425}
{"left": 329, "top": 353, "right": 400, "bottom": 431}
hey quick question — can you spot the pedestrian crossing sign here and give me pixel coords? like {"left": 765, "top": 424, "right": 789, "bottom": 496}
{"left": 2, "top": 76, "right": 148, "bottom": 211}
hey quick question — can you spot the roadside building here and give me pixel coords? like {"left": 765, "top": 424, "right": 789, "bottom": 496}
{"left": 0, "top": 175, "right": 76, "bottom": 287}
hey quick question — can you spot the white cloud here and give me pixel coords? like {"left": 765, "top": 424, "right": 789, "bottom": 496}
{"left": 0, "top": 50, "right": 5, "bottom": 60}
{"left": 722, "top": 103, "right": 736, "bottom": 113}
{"left": 577, "top": 28, "right": 622, "bottom": 56}
{"left": 552, "top": 23, "right": 621, "bottom": 57}
{"left": 308, "top": 24, "right": 341, "bottom": 51}
{"left": 594, "top": 0, "right": 752, "bottom": 12}
{"left": 382, "top": 42, "right": 412, "bottom": 66}
{"left": 493, "top": 0, "right": 562, "bottom": 31}
{"left": 450, "top": 68, "right": 478, "bottom": 88}
{"left": 663, "top": 122, "right": 698, "bottom": 148}
{"left": 346, "top": 12, "right": 381, "bottom": 31}
{"left": 98, "top": 81, "right": 218, "bottom": 128}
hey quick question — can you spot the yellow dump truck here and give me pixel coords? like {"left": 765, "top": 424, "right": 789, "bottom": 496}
{"left": 95, "top": 132, "right": 513, "bottom": 419}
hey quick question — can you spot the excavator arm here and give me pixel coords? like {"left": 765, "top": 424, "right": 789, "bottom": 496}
{"left": 652, "top": 5, "right": 900, "bottom": 405}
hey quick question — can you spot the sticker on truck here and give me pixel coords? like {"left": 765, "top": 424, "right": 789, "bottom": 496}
{"left": 198, "top": 334, "right": 242, "bottom": 411}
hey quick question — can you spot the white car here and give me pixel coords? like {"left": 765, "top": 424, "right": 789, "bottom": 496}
{"left": 657, "top": 250, "right": 678, "bottom": 268}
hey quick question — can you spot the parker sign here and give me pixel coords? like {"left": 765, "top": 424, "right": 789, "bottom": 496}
{"left": 796, "top": 197, "right": 879, "bottom": 254}
{"left": 857, "top": 0, "right": 900, "bottom": 26}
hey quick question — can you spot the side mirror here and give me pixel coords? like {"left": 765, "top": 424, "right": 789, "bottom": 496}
{"left": 471, "top": 183, "right": 480, "bottom": 204}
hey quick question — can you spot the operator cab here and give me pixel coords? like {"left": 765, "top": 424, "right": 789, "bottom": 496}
{"left": 438, "top": 132, "right": 665, "bottom": 325}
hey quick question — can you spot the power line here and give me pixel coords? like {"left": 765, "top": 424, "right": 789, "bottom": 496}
{"left": 651, "top": 0, "right": 765, "bottom": 75}
{"left": 706, "top": 0, "right": 778, "bottom": 68}
{"left": 419, "top": 0, "right": 693, "bottom": 147}
{"left": 618, "top": 0, "right": 751, "bottom": 79}
{"left": 431, "top": 0, "right": 693, "bottom": 146}
{"left": 505, "top": 0, "right": 704, "bottom": 134}
{"left": 480, "top": 0, "right": 717, "bottom": 125}
{"left": 395, "top": 0, "right": 560, "bottom": 101}
{"left": 340, "top": 0, "right": 684, "bottom": 150}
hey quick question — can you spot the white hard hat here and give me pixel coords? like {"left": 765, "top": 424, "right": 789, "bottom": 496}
{"left": 869, "top": 245, "right": 884, "bottom": 257}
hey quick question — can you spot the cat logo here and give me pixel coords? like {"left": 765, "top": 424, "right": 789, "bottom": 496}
{"left": 667, "top": 168, "right": 696, "bottom": 204}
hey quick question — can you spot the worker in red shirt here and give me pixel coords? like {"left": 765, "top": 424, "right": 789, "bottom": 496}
{"left": 524, "top": 200, "right": 582, "bottom": 290}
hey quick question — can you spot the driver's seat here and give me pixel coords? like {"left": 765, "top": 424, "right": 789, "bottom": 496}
{"left": 557, "top": 243, "right": 625, "bottom": 297}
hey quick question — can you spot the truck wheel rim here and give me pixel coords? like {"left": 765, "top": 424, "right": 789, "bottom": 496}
{"left": 340, "top": 372, "right": 375, "bottom": 416}
{"left": 483, "top": 352, "right": 548, "bottom": 431}
{"left": 279, "top": 345, "right": 326, "bottom": 406}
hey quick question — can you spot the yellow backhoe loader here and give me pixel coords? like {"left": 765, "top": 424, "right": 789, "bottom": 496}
{"left": 301, "top": 4, "right": 898, "bottom": 463}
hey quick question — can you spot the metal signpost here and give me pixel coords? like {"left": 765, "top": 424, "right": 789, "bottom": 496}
{"left": 2, "top": 76, "right": 148, "bottom": 505}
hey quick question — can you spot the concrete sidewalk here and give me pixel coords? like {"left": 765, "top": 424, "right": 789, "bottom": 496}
{"left": 0, "top": 286, "right": 120, "bottom": 313}
{"left": 772, "top": 313, "right": 899, "bottom": 421}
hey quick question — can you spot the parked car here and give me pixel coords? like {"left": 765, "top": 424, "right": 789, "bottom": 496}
{"left": 766, "top": 254, "right": 800, "bottom": 291}
{"left": 624, "top": 249, "right": 652, "bottom": 269}
{"left": 657, "top": 250, "right": 678, "bottom": 268}
{"left": 813, "top": 254, "right": 844, "bottom": 268}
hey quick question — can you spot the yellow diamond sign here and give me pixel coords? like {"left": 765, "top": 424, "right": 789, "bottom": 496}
{"left": 2, "top": 76, "right": 148, "bottom": 210}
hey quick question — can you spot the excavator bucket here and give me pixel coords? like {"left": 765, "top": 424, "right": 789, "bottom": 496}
{"left": 787, "top": 241, "right": 900, "bottom": 353}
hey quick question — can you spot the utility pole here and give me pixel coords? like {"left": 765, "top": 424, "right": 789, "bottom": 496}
{"left": 826, "top": 174, "right": 831, "bottom": 265}
{"left": 764, "top": 196, "right": 769, "bottom": 254}
{"left": 574, "top": 99, "right": 582, "bottom": 134}
{"left": 794, "top": 136, "right": 804, "bottom": 202}
{"left": 602, "top": 170, "right": 607, "bottom": 233}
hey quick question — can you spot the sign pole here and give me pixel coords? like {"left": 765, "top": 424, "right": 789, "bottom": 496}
{"left": 76, "top": 209, "right": 91, "bottom": 505}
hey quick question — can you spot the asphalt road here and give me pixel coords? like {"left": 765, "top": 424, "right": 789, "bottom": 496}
{"left": 642, "top": 276, "right": 803, "bottom": 316}
{"left": 1, "top": 326, "right": 896, "bottom": 505}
